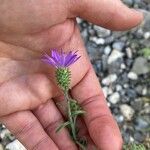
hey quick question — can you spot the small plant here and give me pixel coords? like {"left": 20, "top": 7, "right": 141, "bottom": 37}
{"left": 139, "top": 48, "right": 150, "bottom": 59}
{"left": 123, "top": 143, "right": 147, "bottom": 150}
{"left": 42, "top": 50, "right": 87, "bottom": 150}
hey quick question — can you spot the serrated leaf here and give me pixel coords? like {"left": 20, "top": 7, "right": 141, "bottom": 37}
{"left": 56, "top": 121, "right": 70, "bottom": 133}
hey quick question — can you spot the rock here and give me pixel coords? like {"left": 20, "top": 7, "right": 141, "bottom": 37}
{"left": 90, "top": 37, "right": 105, "bottom": 45}
{"left": 6, "top": 140, "right": 26, "bottom": 150}
{"left": 122, "top": 0, "right": 133, "bottom": 6}
{"left": 131, "top": 57, "right": 150, "bottom": 75}
{"left": 126, "top": 47, "right": 133, "bottom": 58}
{"left": 116, "top": 84, "right": 123, "bottom": 91}
{"left": 126, "top": 89, "right": 137, "bottom": 99}
{"left": 134, "top": 132, "right": 145, "bottom": 142}
{"left": 112, "top": 41, "right": 125, "bottom": 51}
{"left": 127, "top": 72, "right": 138, "bottom": 80}
{"left": 0, "top": 144, "right": 4, "bottom": 150}
{"left": 104, "top": 46, "right": 111, "bottom": 55}
{"left": 101, "top": 55, "right": 108, "bottom": 71}
{"left": 135, "top": 117, "right": 149, "bottom": 131}
{"left": 141, "top": 10, "right": 150, "bottom": 31}
{"left": 120, "top": 104, "right": 135, "bottom": 121}
{"left": 0, "top": 129, "right": 10, "bottom": 139}
{"left": 101, "top": 74, "right": 117, "bottom": 86}
{"left": 144, "top": 32, "right": 150, "bottom": 39}
{"left": 131, "top": 98, "right": 143, "bottom": 111}
{"left": 115, "top": 115, "right": 124, "bottom": 123}
{"left": 109, "top": 92, "right": 120, "bottom": 104}
{"left": 120, "top": 63, "right": 126, "bottom": 69}
{"left": 93, "top": 25, "right": 111, "bottom": 37}
{"left": 102, "top": 87, "right": 113, "bottom": 98}
{"left": 108, "top": 49, "right": 124, "bottom": 64}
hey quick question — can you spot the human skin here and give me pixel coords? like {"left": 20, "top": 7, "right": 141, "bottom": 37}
{"left": 0, "top": 0, "right": 143, "bottom": 150}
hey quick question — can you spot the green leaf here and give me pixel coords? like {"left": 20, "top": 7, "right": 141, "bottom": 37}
{"left": 56, "top": 121, "right": 70, "bottom": 133}
{"left": 123, "top": 143, "right": 146, "bottom": 150}
{"left": 71, "top": 110, "right": 86, "bottom": 117}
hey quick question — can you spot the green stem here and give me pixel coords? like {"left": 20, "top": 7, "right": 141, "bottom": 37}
{"left": 64, "top": 91, "right": 77, "bottom": 141}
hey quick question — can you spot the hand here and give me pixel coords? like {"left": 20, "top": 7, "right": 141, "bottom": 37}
{"left": 0, "top": 0, "right": 143, "bottom": 150}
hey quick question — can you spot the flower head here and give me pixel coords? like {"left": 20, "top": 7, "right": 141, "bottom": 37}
{"left": 42, "top": 50, "right": 80, "bottom": 68}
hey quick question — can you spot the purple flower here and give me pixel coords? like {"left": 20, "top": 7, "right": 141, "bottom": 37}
{"left": 42, "top": 50, "right": 80, "bottom": 68}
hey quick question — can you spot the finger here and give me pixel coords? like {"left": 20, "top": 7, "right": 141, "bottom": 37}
{"left": 0, "top": 111, "right": 58, "bottom": 150}
{"left": 70, "top": 0, "right": 143, "bottom": 30}
{"left": 71, "top": 66, "right": 123, "bottom": 150}
{"left": 0, "top": 73, "right": 58, "bottom": 117}
{"left": 33, "top": 99, "right": 78, "bottom": 150}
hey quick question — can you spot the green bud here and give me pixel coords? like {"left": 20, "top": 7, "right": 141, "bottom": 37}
{"left": 56, "top": 68, "right": 71, "bottom": 91}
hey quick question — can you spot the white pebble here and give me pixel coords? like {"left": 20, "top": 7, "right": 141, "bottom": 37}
{"left": 128, "top": 72, "right": 138, "bottom": 80}
{"left": 102, "top": 74, "right": 117, "bottom": 86}
{"left": 108, "top": 49, "right": 124, "bottom": 64}
{"left": 109, "top": 92, "right": 120, "bottom": 104}
{"left": 6, "top": 140, "right": 26, "bottom": 150}
{"left": 120, "top": 104, "right": 135, "bottom": 121}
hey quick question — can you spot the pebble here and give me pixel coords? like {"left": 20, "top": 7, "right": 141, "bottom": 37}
{"left": 6, "top": 140, "right": 26, "bottom": 150}
{"left": 0, "top": 144, "right": 3, "bottom": 150}
{"left": 131, "top": 57, "right": 150, "bottom": 75}
{"left": 127, "top": 72, "right": 138, "bottom": 80}
{"left": 116, "top": 84, "right": 123, "bottom": 91}
{"left": 102, "top": 87, "right": 113, "bottom": 98}
{"left": 144, "top": 32, "right": 150, "bottom": 39}
{"left": 104, "top": 46, "right": 111, "bottom": 55}
{"left": 108, "top": 49, "right": 124, "bottom": 64}
{"left": 120, "top": 104, "right": 135, "bottom": 121}
{"left": 112, "top": 41, "right": 125, "bottom": 51}
{"left": 109, "top": 92, "right": 120, "bottom": 104}
{"left": 123, "top": 0, "right": 134, "bottom": 6}
{"left": 93, "top": 25, "right": 111, "bottom": 37}
{"left": 126, "top": 47, "right": 133, "bottom": 58}
{"left": 0, "top": 129, "right": 11, "bottom": 139}
{"left": 101, "top": 74, "right": 117, "bottom": 86}
{"left": 90, "top": 37, "right": 105, "bottom": 45}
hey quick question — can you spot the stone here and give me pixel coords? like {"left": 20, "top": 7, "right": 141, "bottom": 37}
{"left": 116, "top": 84, "right": 123, "bottom": 91}
{"left": 127, "top": 72, "right": 138, "bottom": 80}
{"left": 90, "top": 37, "right": 105, "bottom": 45}
{"left": 104, "top": 46, "right": 111, "bottom": 55}
{"left": 93, "top": 25, "right": 111, "bottom": 37}
{"left": 6, "top": 140, "right": 26, "bottom": 150}
{"left": 131, "top": 57, "right": 150, "bottom": 75}
{"left": 134, "top": 132, "right": 145, "bottom": 142}
{"left": 144, "top": 32, "right": 150, "bottom": 39}
{"left": 102, "top": 87, "right": 113, "bottom": 98}
{"left": 109, "top": 92, "right": 120, "bottom": 104}
{"left": 120, "top": 104, "right": 135, "bottom": 121}
{"left": 108, "top": 49, "right": 124, "bottom": 64}
{"left": 0, "top": 129, "right": 11, "bottom": 139}
{"left": 101, "top": 74, "right": 117, "bottom": 86}
{"left": 126, "top": 47, "right": 133, "bottom": 58}
{"left": 122, "top": 0, "right": 133, "bottom": 6}
{"left": 112, "top": 41, "right": 125, "bottom": 51}
{"left": 135, "top": 117, "right": 149, "bottom": 131}
{"left": 0, "top": 144, "right": 4, "bottom": 150}
{"left": 115, "top": 115, "right": 124, "bottom": 123}
{"left": 126, "top": 89, "right": 137, "bottom": 99}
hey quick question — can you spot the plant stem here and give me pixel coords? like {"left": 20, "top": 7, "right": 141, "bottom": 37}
{"left": 64, "top": 91, "right": 77, "bottom": 141}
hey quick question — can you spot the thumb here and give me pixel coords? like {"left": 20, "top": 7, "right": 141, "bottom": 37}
{"left": 70, "top": 0, "right": 143, "bottom": 30}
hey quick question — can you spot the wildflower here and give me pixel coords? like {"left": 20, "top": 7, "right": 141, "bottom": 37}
{"left": 42, "top": 50, "right": 86, "bottom": 149}
{"left": 42, "top": 50, "right": 80, "bottom": 68}
{"left": 42, "top": 50, "right": 80, "bottom": 91}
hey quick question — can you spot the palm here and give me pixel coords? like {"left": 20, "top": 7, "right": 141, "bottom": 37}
{"left": 0, "top": 0, "right": 143, "bottom": 149}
